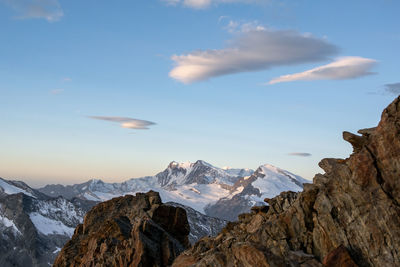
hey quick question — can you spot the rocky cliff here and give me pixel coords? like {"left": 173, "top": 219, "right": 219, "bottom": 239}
{"left": 53, "top": 191, "right": 190, "bottom": 267}
{"left": 172, "top": 97, "right": 400, "bottom": 267}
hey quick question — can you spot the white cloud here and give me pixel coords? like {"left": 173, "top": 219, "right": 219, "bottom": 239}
{"left": 163, "top": 0, "right": 268, "bottom": 9}
{"left": 268, "top": 57, "right": 377, "bottom": 84}
{"left": 224, "top": 20, "right": 266, "bottom": 33}
{"left": 89, "top": 116, "right": 156, "bottom": 130}
{"left": 169, "top": 28, "right": 337, "bottom": 83}
{"left": 1, "top": 0, "right": 63, "bottom": 22}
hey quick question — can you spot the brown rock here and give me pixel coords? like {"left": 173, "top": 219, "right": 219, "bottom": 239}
{"left": 54, "top": 191, "right": 190, "bottom": 267}
{"left": 251, "top": 205, "right": 269, "bottom": 214}
{"left": 343, "top": 131, "right": 367, "bottom": 153}
{"left": 322, "top": 245, "right": 358, "bottom": 267}
{"left": 231, "top": 243, "right": 271, "bottom": 267}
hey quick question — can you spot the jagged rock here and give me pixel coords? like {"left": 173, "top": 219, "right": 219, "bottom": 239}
{"left": 250, "top": 205, "right": 269, "bottom": 214}
{"left": 322, "top": 245, "right": 358, "bottom": 267}
{"left": 172, "top": 96, "right": 400, "bottom": 266}
{"left": 343, "top": 131, "right": 366, "bottom": 153}
{"left": 54, "top": 191, "right": 190, "bottom": 267}
{"left": 264, "top": 190, "right": 298, "bottom": 214}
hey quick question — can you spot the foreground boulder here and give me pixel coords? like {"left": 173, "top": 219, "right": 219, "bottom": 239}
{"left": 54, "top": 191, "right": 190, "bottom": 267}
{"left": 173, "top": 97, "right": 400, "bottom": 266}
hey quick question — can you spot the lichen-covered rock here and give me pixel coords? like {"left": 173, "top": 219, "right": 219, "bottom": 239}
{"left": 54, "top": 191, "right": 190, "bottom": 267}
{"left": 173, "top": 97, "right": 400, "bottom": 266}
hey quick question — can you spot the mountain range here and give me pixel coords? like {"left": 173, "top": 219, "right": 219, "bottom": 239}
{"left": 0, "top": 160, "right": 307, "bottom": 266}
{"left": 38, "top": 160, "right": 307, "bottom": 220}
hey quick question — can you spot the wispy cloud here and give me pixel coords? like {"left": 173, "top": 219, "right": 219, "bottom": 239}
{"left": 384, "top": 83, "right": 400, "bottom": 95}
{"left": 88, "top": 116, "right": 156, "bottom": 130}
{"left": 1, "top": 0, "right": 63, "bottom": 22}
{"left": 288, "top": 152, "right": 312, "bottom": 157}
{"left": 162, "top": 0, "right": 268, "bottom": 9}
{"left": 269, "top": 57, "right": 377, "bottom": 84}
{"left": 62, "top": 77, "right": 72, "bottom": 82}
{"left": 169, "top": 28, "right": 338, "bottom": 83}
{"left": 224, "top": 20, "right": 266, "bottom": 33}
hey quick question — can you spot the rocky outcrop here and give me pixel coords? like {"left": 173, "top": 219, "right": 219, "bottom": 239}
{"left": 53, "top": 191, "right": 190, "bottom": 267}
{"left": 173, "top": 97, "right": 400, "bottom": 266}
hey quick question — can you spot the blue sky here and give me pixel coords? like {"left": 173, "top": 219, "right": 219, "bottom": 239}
{"left": 0, "top": 0, "right": 399, "bottom": 187}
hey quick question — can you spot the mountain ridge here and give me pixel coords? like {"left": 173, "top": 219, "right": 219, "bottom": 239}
{"left": 1, "top": 160, "right": 307, "bottom": 266}
{"left": 37, "top": 160, "right": 306, "bottom": 219}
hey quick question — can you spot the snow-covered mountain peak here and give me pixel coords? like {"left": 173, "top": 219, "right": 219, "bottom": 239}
{"left": 193, "top": 160, "right": 214, "bottom": 168}
{"left": 167, "top": 160, "right": 214, "bottom": 170}
{"left": 257, "top": 164, "right": 283, "bottom": 176}
{"left": 0, "top": 178, "right": 37, "bottom": 198}
{"left": 168, "top": 161, "right": 191, "bottom": 169}
{"left": 159, "top": 160, "right": 250, "bottom": 187}
{"left": 255, "top": 164, "right": 308, "bottom": 185}
{"left": 86, "top": 179, "right": 100, "bottom": 190}
{"left": 204, "top": 163, "right": 309, "bottom": 221}
{"left": 89, "top": 178, "right": 103, "bottom": 185}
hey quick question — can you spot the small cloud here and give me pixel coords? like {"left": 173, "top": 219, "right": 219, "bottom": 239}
{"left": 162, "top": 0, "right": 269, "bottom": 9}
{"left": 50, "top": 89, "right": 64, "bottom": 95}
{"left": 62, "top": 77, "right": 72, "bottom": 82}
{"left": 88, "top": 116, "right": 156, "bottom": 130}
{"left": 218, "top": 15, "right": 229, "bottom": 23}
{"left": 162, "top": 0, "right": 181, "bottom": 6}
{"left": 288, "top": 152, "right": 312, "bottom": 157}
{"left": 169, "top": 28, "right": 337, "bottom": 83}
{"left": 1, "top": 0, "right": 63, "bottom": 22}
{"left": 268, "top": 57, "right": 377, "bottom": 84}
{"left": 384, "top": 83, "right": 400, "bottom": 95}
{"left": 224, "top": 20, "right": 266, "bottom": 33}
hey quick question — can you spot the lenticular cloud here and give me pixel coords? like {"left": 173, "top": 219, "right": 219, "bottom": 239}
{"left": 268, "top": 57, "right": 377, "bottom": 84}
{"left": 89, "top": 116, "right": 156, "bottom": 130}
{"left": 169, "top": 29, "right": 338, "bottom": 83}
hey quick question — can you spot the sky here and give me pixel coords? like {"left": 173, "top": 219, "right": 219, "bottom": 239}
{"left": 0, "top": 0, "right": 399, "bottom": 187}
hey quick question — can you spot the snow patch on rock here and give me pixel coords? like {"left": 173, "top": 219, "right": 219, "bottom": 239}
{"left": 29, "top": 212, "right": 75, "bottom": 237}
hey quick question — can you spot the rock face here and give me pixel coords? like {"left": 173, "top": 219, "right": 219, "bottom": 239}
{"left": 172, "top": 97, "right": 400, "bottom": 266}
{"left": 53, "top": 191, "right": 190, "bottom": 267}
